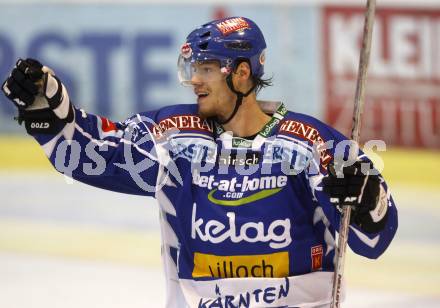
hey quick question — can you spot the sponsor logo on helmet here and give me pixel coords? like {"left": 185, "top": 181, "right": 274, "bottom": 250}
{"left": 180, "top": 43, "right": 192, "bottom": 59}
{"left": 216, "top": 17, "right": 250, "bottom": 36}
{"left": 220, "top": 67, "right": 232, "bottom": 75}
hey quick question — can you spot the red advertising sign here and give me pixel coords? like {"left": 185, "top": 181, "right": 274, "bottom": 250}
{"left": 323, "top": 6, "right": 440, "bottom": 148}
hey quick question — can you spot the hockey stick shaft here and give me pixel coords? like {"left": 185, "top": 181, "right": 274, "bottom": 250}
{"left": 330, "top": 1, "right": 376, "bottom": 307}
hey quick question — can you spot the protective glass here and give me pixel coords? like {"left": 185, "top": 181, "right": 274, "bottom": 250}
{"left": 177, "top": 56, "right": 226, "bottom": 86}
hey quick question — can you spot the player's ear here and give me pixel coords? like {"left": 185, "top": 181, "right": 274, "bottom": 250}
{"left": 234, "top": 61, "right": 252, "bottom": 80}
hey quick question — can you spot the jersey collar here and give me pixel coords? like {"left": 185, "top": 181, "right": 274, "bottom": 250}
{"left": 214, "top": 101, "right": 287, "bottom": 150}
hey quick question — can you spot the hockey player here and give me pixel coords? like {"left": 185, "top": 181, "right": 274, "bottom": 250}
{"left": 2, "top": 17, "right": 397, "bottom": 308}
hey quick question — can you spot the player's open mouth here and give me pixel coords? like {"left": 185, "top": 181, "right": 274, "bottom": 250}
{"left": 196, "top": 92, "right": 209, "bottom": 102}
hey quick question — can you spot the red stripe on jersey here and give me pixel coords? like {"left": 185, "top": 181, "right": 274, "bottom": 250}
{"left": 100, "top": 116, "right": 117, "bottom": 132}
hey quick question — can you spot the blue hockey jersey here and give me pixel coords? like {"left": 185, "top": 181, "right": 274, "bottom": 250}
{"left": 31, "top": 101, "right": 398, "bottom": 307}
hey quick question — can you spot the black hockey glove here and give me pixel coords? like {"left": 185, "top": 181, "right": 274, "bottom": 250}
{"left": 322, "top": 160, "right": 388, "bottom": 233}
{"left": 2, "top": 58, "right": 73, "bottom": 134}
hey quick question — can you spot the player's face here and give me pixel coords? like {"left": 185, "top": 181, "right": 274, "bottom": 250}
{"left": 190, "top": 62, "right": 235, "bottom": 119}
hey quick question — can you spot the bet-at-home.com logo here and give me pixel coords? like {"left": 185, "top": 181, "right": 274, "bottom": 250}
{"left": 192, "top": 172, "right": 288, "bottom": 206}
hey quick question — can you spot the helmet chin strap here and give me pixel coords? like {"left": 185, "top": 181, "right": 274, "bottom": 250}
{"left": 216, "top": 74, "right": 256, "bottom": 125}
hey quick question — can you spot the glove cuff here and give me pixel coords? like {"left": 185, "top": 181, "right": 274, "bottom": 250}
{"left": 352, "top": 185, "right": 389, "bottom": 233}
{"left": 44, "top": 74, "right": 71, "bottom": 120}
{"left": 19, "top": 104, "right": 74, "bottom": 135}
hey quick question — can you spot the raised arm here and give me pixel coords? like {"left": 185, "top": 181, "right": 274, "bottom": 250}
{"left": 2, "top": 58, "right": 162, "bottom": 197}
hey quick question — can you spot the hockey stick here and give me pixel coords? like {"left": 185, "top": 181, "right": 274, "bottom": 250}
{"left": 330, "top": 1, "right": 376, "bottom": 307}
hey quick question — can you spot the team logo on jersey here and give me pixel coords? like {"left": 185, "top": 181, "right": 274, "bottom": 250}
{"left": 192, "top": 251, "right": 289, "bottom": 279}
{"left": 216, "top": 17, "right": 250, "bottom": 36}
{"left": 311, "top": 245, "right": 323, "bottom": 271}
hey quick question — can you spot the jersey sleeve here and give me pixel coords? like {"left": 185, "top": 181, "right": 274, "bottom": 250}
{"left": 305, "top": 118, "right": 398, "bottom": 259}
{"left": 29, "top": 106, "right": 163, "bottom": 197}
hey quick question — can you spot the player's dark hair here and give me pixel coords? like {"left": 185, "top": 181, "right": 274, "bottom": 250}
{"left": 252, "top": 75, "right": 273, "bottom": 94}
{"left": 235, "top": 59, "right": 273, "bottom": 94}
